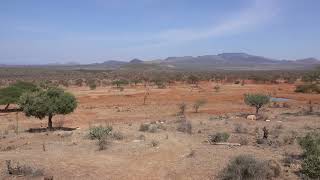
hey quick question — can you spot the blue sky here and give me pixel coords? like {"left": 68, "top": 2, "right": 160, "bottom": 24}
{"left": 0, "top": 0, "right": 319, "bottom": 64}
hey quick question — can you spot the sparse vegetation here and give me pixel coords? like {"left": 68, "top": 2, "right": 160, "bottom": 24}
{"left": 178, "top": 103, "right": 187, "bottom": 115}
{"left": 234, "top": 124, "right": 248, "bottom": 134}
{"left": 151, "top": 140, "right": 160, "bottom": 147}
{"left": 177, "top": 120, "right": 192, "bottom": 134}
{"left": 208, "top": 132, "right": 230, "bottom": 143}
{"left": 220, "top": 155, "right": 280, "bottom": 180}
{"left": 193, "top": 99, "right": 207, "bottom": 113}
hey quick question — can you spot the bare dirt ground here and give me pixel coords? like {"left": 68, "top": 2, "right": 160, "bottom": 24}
{"left": 0, "top": 82, "right": 319, "bottom": 179}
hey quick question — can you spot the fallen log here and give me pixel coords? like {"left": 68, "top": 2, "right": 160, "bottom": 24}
{"left": 210, "top": 142, "right": 241, "bottom": 146}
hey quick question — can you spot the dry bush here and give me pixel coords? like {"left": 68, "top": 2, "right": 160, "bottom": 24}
{"left": 208, "top": 132, "right": 230, "bottom": 143}
{"left": 220, "top": 155, "right": 280, "bottom": 180}
{"left": 139, "top": 123, "right": 150, "bottom": 132}
{"left": 148, "top": 124, "right": 158, "bottom": 133}
{"left": 178, "top": 103, "right": 187, "bottom": 115}
{"left": 97, "top": 136, "right": 109, "bottom": 150}
{"left": 239, "top": 137, "right": 249, "bottom": 145}
{"left": 234, "top": 124, "right": 248, "bottom": 134}
{"left": 89, "top": 125, "right": 113, "bottom": 140}
{"left": 150, "top": 140, "right": 159, "bottom": 147}
{"left": 282, "top": 131, "right": 298, "bottom": 145}
{"left": 177, "top": 120, "right": 192, "bottom": 134}
{"left": 6, "top": 160, "right": 44, "bottom": 177}
{"left": 111, "top": 131, "right": 124, "bottom": 140}
{"left": 193, "top": 99, "right": 207, "bottom": 113}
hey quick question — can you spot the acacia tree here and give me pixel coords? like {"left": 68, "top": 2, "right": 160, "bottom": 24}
{"left": 0, "top": 81, "right": 38, "bottom": 110}
{"left": 112, "top": 79, "right": 129, "bottom": 88}
{"left": 244, "top": 93, "right": 270, "bottom": 115}
{"left": 19, "top": 87, "right": 77, "bottom": 130}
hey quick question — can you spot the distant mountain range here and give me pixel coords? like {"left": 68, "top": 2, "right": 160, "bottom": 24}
{"left": 1, "top": 53, "right": 320, "bottom": 71}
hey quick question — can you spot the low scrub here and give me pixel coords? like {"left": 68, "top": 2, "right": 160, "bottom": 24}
{"left": 220, "top": 155, "right": 280, "bottom": 180}
{"left": 89, "top": 125, "right": 113, "bottom": 140}
{"left": 234, "top": 124, "right": 248, "bottom": 134}
{"left": 208, "top": 132, "right": 230, "bottom": 143}
{"left": 295, "top": 84, "right": 320, "bottom": 94}
{"left": 6, "top": 160, "right": 44, "bottom": 177}
{"left": 139, "top": 123, "right": 163, "bottom": 133}
{"left": 177, "top": 120, "right": 192, "bottom": 134}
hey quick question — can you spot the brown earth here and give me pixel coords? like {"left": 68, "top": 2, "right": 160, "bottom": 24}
{"left": 0, "top": 82, "right": 319, "bottom": 179}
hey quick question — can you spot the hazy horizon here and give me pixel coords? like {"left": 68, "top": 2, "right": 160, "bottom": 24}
{"left": 1, "top": 0, "right": 319, "bottom": 65}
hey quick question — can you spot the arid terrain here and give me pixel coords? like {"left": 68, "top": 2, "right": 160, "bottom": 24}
{"left": 0, "top": 82, "right": 319, "bottom": 179}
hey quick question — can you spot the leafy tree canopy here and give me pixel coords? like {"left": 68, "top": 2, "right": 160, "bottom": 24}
{"left": 19, "top": 87, "right": 77, "bottom": 129}
{"left": 244, "top": 93, "right": 270, "bottom": 114}
{"left": 0, "top": 81, "right": 38, "bottom": 109}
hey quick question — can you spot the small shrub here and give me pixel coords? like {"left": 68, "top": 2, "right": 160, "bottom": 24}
{"left": 208, "top": 132, "right": 230, "bottom": 143}
{"left": 178, "top": 103, "right": 187, "bottom": 115}
{"left": 220, "top": 155, "right": 280, "bottom": 180}
{"left": 193, "top": 99, "right": 207, "bottom": 113}
{"left": 177, "top": 120, "right": 192, "bottom": 134}
{"left": 234, "top": 124, "right": 248, "bottom": 134}
{"left": 282, "top": 131, "right": 297, "bottom": 145}
{"left": 213, "top": 85, "right": 220, "bottom": 92}
{"left": 89, "top": 125, "right": 112, "bottom": 140}
{"left": 148, "top": 124, "right": 158, "bottom": 133}
{"left": 97, "top": 136, "right": 108, "bottom": 150}
{"left": 139, "top": 123, "right": 150, "bottom": 132}
{"left": 137, "top": 134, "right": 146, "bottom": 141}
{"left": 151, "top": 140, "right": 159, "bottom": 147}
{"left": 112, "top": 131, "right": 124, "bottom": 140}
{"left": 239, "top": 137, "right": 249, "bottom": 145}
{"left": 6, "top": 160, "right": 44, "bottom": 177}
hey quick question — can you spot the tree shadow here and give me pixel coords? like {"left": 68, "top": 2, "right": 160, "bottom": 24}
{"left": 26, "top": 127, "right": 77, "bottom": 133}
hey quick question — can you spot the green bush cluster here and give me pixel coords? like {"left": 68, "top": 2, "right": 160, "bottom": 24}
{"left": 220, "top": 155, "right": 280, "bottom": 180}
{"left": 298, "top": 132, "right": 320, "bottom": 178}
{"left": 89, "top": 125, "right": 113, "bottom": 140}
{"left": 295, "top": 84, "right": 320, "bottom": 94}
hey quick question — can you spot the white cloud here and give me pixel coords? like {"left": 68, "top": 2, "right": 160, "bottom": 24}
{"left": 146, "top": 0, "right": 278, "bottom": 43}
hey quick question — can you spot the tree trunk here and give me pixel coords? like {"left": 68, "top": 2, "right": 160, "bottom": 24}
{"left": 4, "top": 104, "right": 10, "bottom": 111}
{"left": 48, "top": 114, "right": 53, "bottom": 130}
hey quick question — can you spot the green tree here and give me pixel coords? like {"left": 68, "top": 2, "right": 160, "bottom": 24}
{"left": 112, "top": 79, "right": 129, "bottom": 88}
{"left": 187, "top": 75, "right": 199, "bottom": 85}
{"left": 19, "top": 87, "right": 77, "bottom": 130}
{"left": 244, "top": 93, "right": 270, "bottom": 114}
{"left": 0, "top": 81, "right": 38, "bottom": 110}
